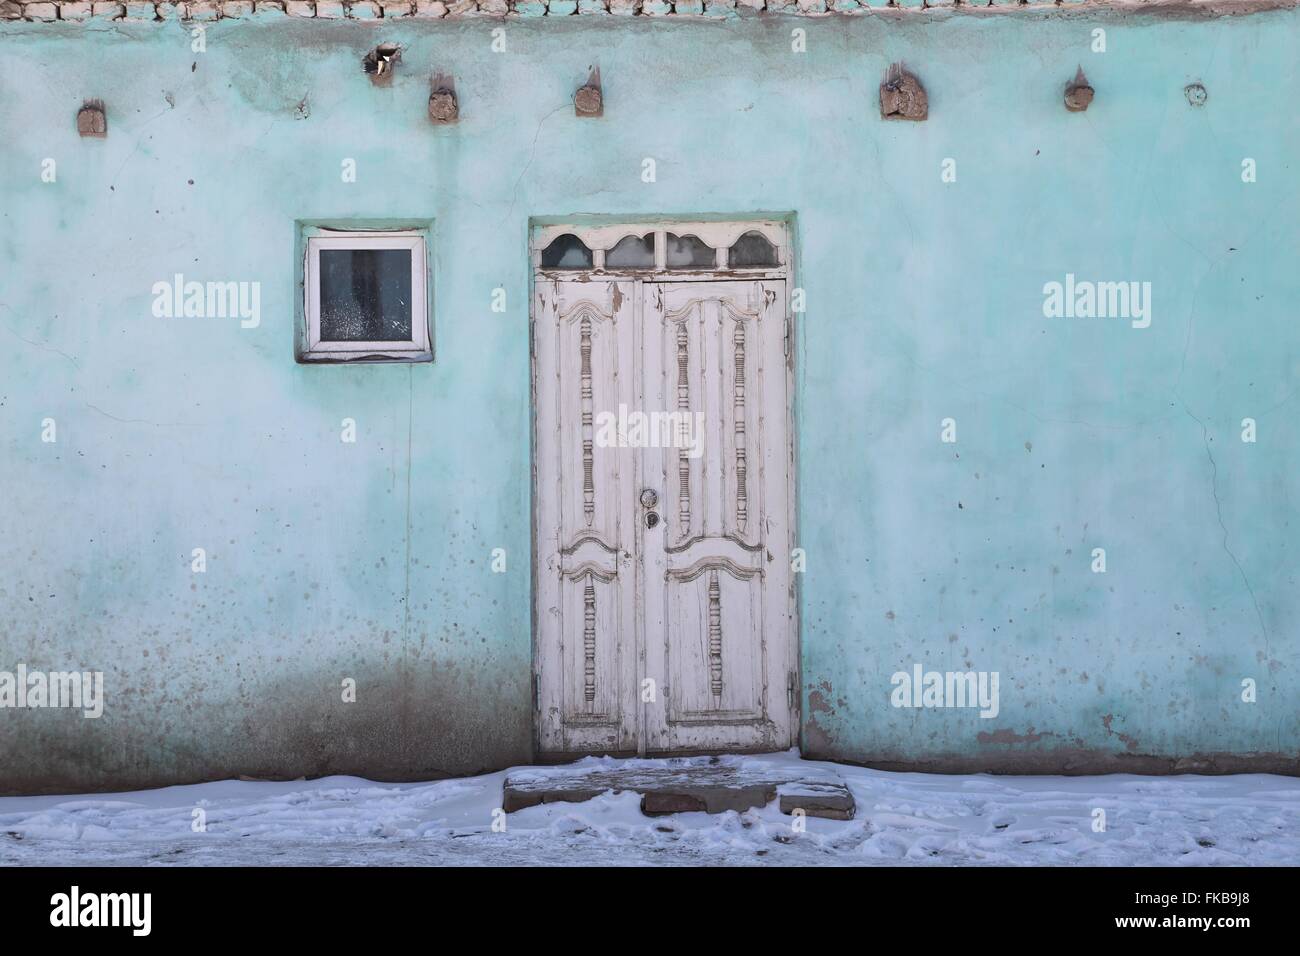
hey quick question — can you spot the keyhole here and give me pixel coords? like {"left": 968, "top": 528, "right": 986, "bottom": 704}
{"left": 645, "top": 512, "right": 660, "bottom": 529}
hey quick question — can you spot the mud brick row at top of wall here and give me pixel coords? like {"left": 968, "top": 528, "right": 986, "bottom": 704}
{"left": 1, "top": 0, "right": 1288, "bottom": 22}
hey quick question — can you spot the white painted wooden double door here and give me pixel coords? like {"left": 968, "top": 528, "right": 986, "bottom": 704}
{"left": 534, "top": 278, "right": 795, "bottom": 756}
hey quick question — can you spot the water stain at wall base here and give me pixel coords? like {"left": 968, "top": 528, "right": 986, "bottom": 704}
{"left": 1, "top": 666, "right": 532, "bottom": 796}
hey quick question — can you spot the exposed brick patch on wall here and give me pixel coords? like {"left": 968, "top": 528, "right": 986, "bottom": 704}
{"left": 3, "top": 0, "right": 1296, "bottom": 18}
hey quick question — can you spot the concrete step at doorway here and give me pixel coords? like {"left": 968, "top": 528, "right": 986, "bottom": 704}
{"left": 503, "top": 754, "right": 855, "bottom": 819}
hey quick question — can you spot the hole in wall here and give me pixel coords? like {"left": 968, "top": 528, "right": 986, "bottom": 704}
{"left": 364, "top": 44, "right": 402, "bottom": 85}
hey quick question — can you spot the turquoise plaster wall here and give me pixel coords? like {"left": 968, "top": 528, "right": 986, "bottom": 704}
{"left": 0, "top": 10, "right": 1296, "bottom": 791}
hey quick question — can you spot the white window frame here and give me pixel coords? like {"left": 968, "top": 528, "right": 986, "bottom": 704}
{"left": 303, "top": 231, "right": 430, "bottom": 361}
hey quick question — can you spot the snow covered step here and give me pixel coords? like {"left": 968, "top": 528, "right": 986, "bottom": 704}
{"left": 502, "top": 754, "right": 855, "bottom": 819}
{"left": 778, "top": 781, "right": 856, "bottom": 821}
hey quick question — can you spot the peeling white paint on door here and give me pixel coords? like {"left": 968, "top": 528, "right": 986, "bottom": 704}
{"left": 534, "top": 279, "right": 640, "bottom": 755}
{"left": 641, "top": 280, "right": 795, "bottom": 753}
{"left": 532, "top": 224, "right": 796, "bottom": 757}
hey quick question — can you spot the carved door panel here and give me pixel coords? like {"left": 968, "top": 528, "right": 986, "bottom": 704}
{"left": 535, "top": 277, "right": 794, "bottom": 756}
{"left": 534, "top": 280, "right": 639, "bottom": 755}
{"left": 640, "top": 280, "right": 794, "bottom": 753}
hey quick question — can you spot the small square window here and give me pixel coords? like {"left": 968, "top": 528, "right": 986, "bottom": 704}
{"left": 303, "top": 231, "right": 430, "bottom": 362}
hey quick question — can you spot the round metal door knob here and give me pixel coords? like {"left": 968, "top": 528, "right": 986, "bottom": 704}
{"left": 640, "top": 489, "right": 659, "bottom": 509}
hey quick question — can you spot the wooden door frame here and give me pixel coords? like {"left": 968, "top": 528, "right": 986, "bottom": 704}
{"left": 528, "top": 217, "right": 800, "bottom": 761}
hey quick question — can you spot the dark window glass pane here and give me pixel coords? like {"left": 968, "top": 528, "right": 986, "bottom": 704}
{"left": 319, "top": 248, "right": 413, "bottom": 342}
{"left": 540, "top": 233, "right": 593, "bottom": 269}
{"left": 665, "top": 233, "right": 715, "bottom": 269}
{"left": 605, "top": 233, "right": 655, "bottom": 269}
{"left": 729, "top": 230, "right": 779, "bottom": 268}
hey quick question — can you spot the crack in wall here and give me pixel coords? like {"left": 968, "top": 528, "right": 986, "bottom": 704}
{"left": 1183, "top": 404, "right": 1271, "bottom": 661}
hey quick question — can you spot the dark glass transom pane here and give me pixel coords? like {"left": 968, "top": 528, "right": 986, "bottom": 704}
{"left": 605, "top": 233, "right": 655, "bottom": 269}
{"left": 665, "top": 233, "right": 715, "bottom": 269}
{"left": 729, "top": 230, "right": 779, "bottom": 268}
{"left": 540, "top": 233, "right": 594, "bottom": 269}
{"left": 319, "top": 249, "right": 413, "bottom": 342}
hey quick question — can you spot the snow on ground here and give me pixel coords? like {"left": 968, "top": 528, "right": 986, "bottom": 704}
{"left": 1, "top": 751, "right": 1297, "bottom": 866}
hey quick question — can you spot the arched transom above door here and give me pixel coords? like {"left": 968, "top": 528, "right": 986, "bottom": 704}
{"left": 532, "top": 221, "right": 789, "bottom": 276}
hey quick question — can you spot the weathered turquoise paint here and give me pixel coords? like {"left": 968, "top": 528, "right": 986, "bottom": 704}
{"left": 0, "top": 11, "right": 1296, "bottom": 793}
